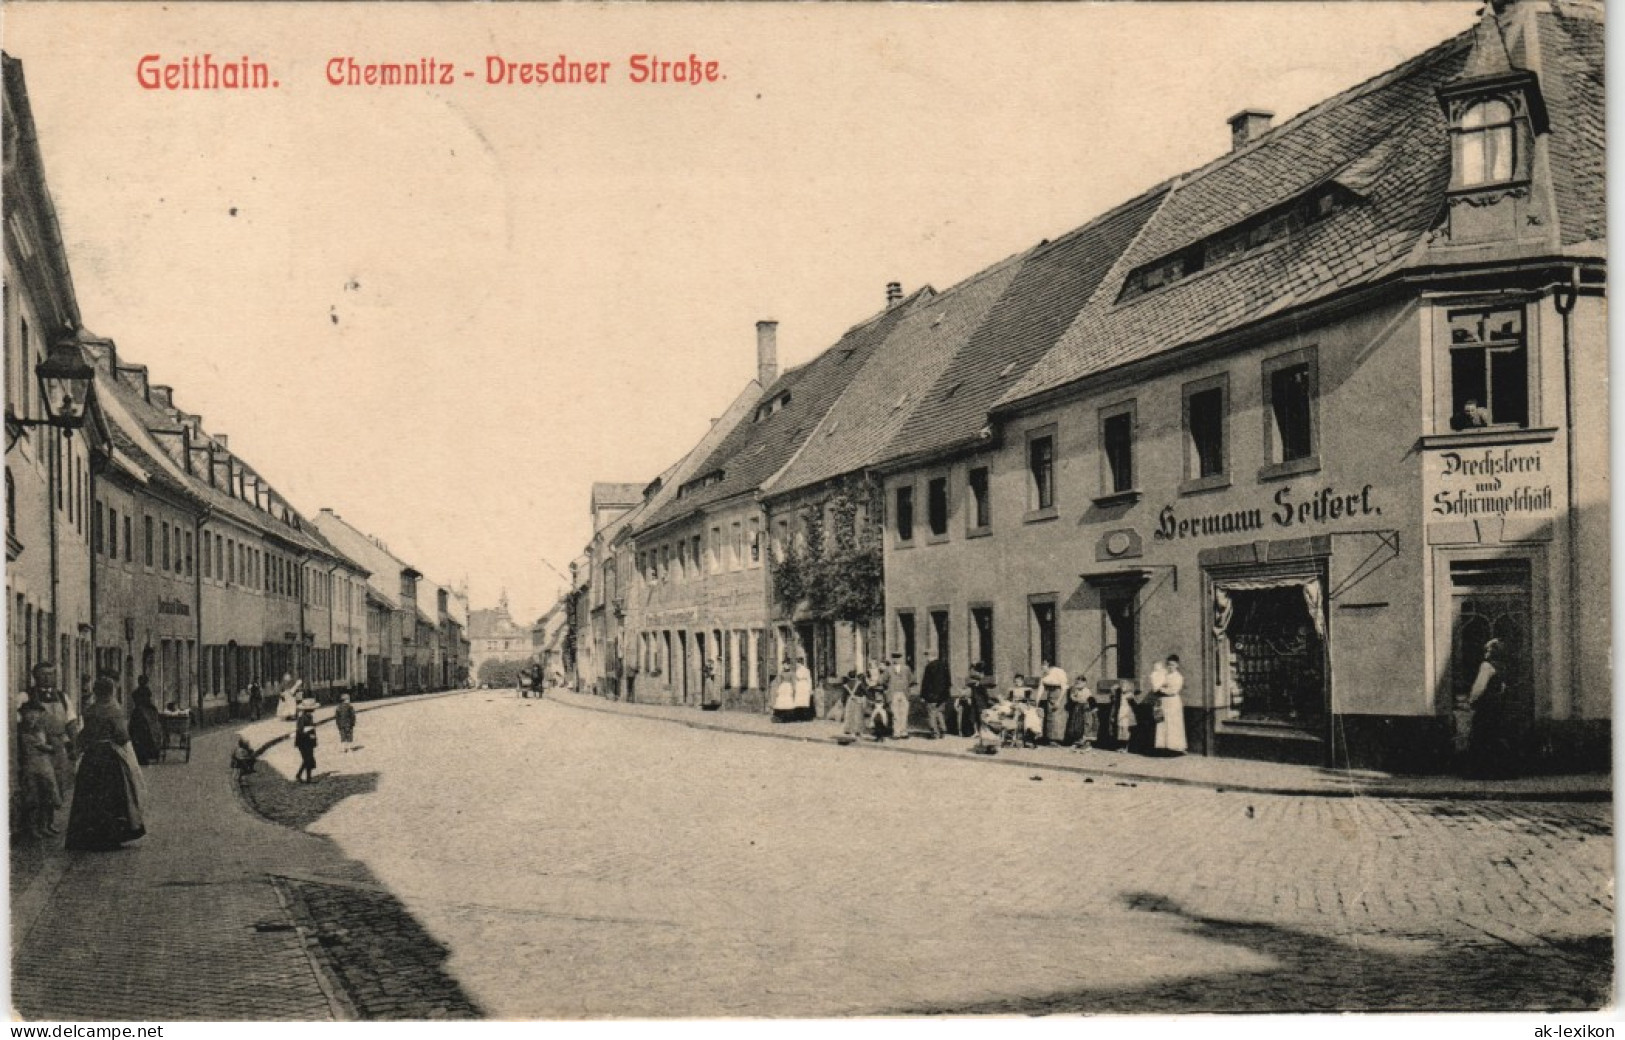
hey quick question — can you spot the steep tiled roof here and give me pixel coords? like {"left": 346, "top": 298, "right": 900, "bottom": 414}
{"left": 1536, "top": 2, "right": 1604, "bottom": 245}
{"left": 769, "top": 253, "right": 1028, "bottom": 496}
{"left": 636, "top": 293, "right": 927, "bottom": 533}
{"left": 1002, "top": 5, "right": 1601, "bottom": 407}
{"left": 591, "top": 482, "right": 645, "bottom": 512}
{"left": 1002, "top": 32, "right": 1470, "bottom": 407}
{"left": 607, "top": 377, "right": 767, "bottom": 548}
{"left": 883, "top": 184, "right": 1169, "bottom": 464}
{"left": 95, "top": 362, "right": 362, "bottom": 569}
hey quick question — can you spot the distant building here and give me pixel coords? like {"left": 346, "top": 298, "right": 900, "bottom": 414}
{"left": 468, "top": 589, "right": 532, "bottom": 681}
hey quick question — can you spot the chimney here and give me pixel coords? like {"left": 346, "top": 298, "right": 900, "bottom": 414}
{"left": 756, "top": 320, "right": 779, "bottom": 388}
{"left": 886, "top": 282, "right": 903, "bottom": 307}
{"left": 1228, "top": 109, "right": 1274, "bottom": 151}
{"left": 116, "top": 364, "right": 149, "bottom": 400}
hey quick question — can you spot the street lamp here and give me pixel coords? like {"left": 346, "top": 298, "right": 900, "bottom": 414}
{"left": 6, "top": 332, "right": 96, "bottom": 451}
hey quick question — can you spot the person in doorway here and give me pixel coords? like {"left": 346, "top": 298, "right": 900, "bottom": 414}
{"left": 919, "top": 648, "right": 952, "bottom": 739}
{"left": 18, "top": 701, "right": 63, "bottom": 838}
{"left": 334, "top": 693, "right": 357, "bottom": 752}
{"left": 247, "top": 681, "right": 264, "bottom": 721}
{"left": 64, "top": 677, "right": 146, "bottom": 851}
{"left": 127, "top": 682, "right": 164, "bottom": 766}
{"left": 293, "top": 701, "right": 319, "bottom": 783}
{"left": 1151, "top": 655, "right": 1188, "bottom": 755}
{"left": 1464, "top": 638, "right": 1514, "bottom": 778}
{"left": 886, "top": 652, "right": 914, "bottom": 740}
{"left": 1039, "top": 661, "right": 1069, "bottom": 745}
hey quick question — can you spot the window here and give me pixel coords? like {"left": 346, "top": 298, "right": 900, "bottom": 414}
{"left": 1029, "top": 598, "right": 1058, "bottom": 674}
{"left": 93, "top": 503, "right": 103, "bottom": 554}
{"left": 970, "top": 605, "right": 994, "bottom": 676}
{"left": 124, "top": 516, "right": 133, "bottom": 563}
{"left": 965, "top": 467, "right": 991, "bottom": 533}
{"left": 162, "top": 522, "right": 171, "bottom": 571}
{"left": 202, "top": 530, "right": 211, "bottom": 578}
{"left": 1271, "top": 365, "right": 1313, "bottom": 460}
{"left": 227, "top": 539, "right": 236, "bottom": 584}
{"left": 1100, "top": 405, "right": 1136, "bottom": 496}
{"left": 749, "top": 517, "right": 761, "bottom": 565}
{"left": 927, "top": 477, "right": 949, "bottom": 538}
{"left": 1455, "top": 99, "right": 1515, "bottom": 187}
{"left": 214, "top": 534, "right": 222, "bottom": 579}
{"left": 108, "top": 507, "right": 118, "bottom": 559}
{"left": 1261, "top": 348, "right": 1320, "bottom": 477}
{"left": 1182, "top": 376, "right": 1229, "bottom": 491}
{"left": 895, "top": 485, "right": 915, "bottom": 543}
{"left": 1026, "top": 429, "right": 1056, "bottom": 516}
{"left": 1448, "top": 307, "right": 1528, "bottom": 429}
{"left": 144, "top": 517, "right": 155, "bottom": 567}
{"left": 731, "top": 522, "right": 744, "bottom": 570}
{"left": 184, "top": 531, "right": 193, "bottom": 576}
{"left": 774, "top": 519, "right": 789, "bottom": 562}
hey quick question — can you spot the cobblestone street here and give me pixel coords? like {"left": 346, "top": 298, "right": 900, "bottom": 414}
{"left": 231, "top": 692, "right": 1611, "bottom": 1017}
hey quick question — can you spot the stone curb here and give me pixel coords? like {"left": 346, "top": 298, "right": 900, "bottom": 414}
{"left": 549, "top": 692, "right": 1611, "bottom": 804}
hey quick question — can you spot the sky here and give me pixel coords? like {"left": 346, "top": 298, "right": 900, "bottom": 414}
{"left": 4, "top": 2, "right": 1477, "bottom": 623}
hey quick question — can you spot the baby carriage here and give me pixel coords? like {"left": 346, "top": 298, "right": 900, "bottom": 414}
{"left": 975, "top": 702, "right": 1019, "bottom": 753}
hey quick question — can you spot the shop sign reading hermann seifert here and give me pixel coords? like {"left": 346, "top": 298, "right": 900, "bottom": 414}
{"left": 1153, "top": 484, "right": 1379, "bottom": 542}
{"left": 1430, "top": 446, "right": 1555, "bottom": 518}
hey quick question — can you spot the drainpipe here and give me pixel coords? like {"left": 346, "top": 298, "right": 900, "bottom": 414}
{"left": 193, "top": 508, "right": 211, "bottom": 722}
{"left": 1553, "top": 266, "right": 1581, "bottom": 735}
{"left": 47, "top": 431, "right": 60, "bottom": 701}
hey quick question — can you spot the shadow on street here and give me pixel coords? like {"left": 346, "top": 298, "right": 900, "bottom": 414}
{"left": 890, "top": 891, "right": 1612, "bottom": 1015}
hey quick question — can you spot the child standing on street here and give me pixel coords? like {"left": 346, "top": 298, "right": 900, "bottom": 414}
{"left": 294, "top": 704, "right": 319, "bottom": 782}
{"left": 18, "top": 701, "right": 62, "bottom": 837}
{"left": 334, "top": 694, "right": 357, "bottom": 752}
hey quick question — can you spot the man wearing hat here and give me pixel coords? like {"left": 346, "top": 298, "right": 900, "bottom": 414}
{"left": 886, "top": 651, "right": 915, "bottom": 740}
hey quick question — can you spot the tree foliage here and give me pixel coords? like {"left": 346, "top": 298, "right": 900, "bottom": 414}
{"left": 478, "top": 658, "right": 526, "bottom": 687}
{"left": 771, "top": 475, "right": 886, "bottom": 627}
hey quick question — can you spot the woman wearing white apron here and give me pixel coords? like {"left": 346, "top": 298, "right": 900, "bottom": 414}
{"left": 1152, "top": 656, "right": 1188, "bottom": 754}
{"left": 771, "top": 659, "right": 797, "bottom": 723}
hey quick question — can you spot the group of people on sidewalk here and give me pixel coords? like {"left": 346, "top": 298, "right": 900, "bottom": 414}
{"left": 15, "top": 665, "right": 147, "bottom": 851}
{"left": 768, "top": 648, "right": 1189, "bottom": 757}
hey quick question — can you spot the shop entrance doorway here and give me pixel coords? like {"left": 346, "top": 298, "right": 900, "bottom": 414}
{"left": 1212, "top": 574, "right": 1329, "bottom": 750}
{"left": 1447, "top": 558, "right": 1533, "bottom": 731}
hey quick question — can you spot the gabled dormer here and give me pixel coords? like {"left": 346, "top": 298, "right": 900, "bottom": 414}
{"left": 1433, "top": 3, "right": 1551, "bottom": 250}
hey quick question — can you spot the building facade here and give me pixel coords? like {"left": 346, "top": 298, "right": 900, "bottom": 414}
{"left": 881, "top": 2, "right": 1606, "bottom": 770}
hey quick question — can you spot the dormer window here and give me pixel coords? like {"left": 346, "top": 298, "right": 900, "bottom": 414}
{"left": 1454, "top": 98, "right": 1516, "bottom": 187}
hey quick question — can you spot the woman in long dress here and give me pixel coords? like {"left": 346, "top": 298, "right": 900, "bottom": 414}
{"left": 792, "top": 658, "right": 816, "bottom": 721}
{"left": 1151, "top": 656, "right": 1188, "bottom": 755}
{"left": 65, "top": 677, "right": 147, "bottom": 851}
{"left": 771, "top": 662, "right": 797, "bottom": 723}
{"left": 1465, "top": 639, "right": 1513, "bottom": 778}
{"left": 1039, "top": 664, "right": 1070, "bottom": 745}
{"left": 128, "top": 685, "right": 163, "bottom": 766}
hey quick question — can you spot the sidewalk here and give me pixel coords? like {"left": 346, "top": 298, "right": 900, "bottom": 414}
{"left": 9, "top": 688, "right": 478, "bottom": 1022}
{"left": 548, "top": 689, "right": 1611, "bottom": 802}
